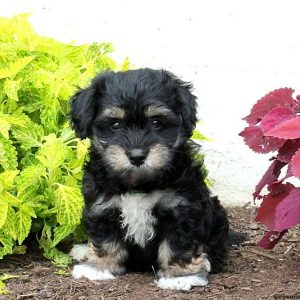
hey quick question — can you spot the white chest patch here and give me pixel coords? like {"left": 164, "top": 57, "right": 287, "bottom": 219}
{"left": 119, "top": 191, "right": 161, "bottom": 247}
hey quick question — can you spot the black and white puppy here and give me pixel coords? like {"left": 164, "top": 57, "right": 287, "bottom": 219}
{"left": 69, "top": 68, "right": 229, "bottom": 290}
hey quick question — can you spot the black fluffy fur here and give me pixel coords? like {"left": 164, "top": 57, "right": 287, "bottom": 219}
{"left": 70, "top": 68, "right": 232, "bottom": 274}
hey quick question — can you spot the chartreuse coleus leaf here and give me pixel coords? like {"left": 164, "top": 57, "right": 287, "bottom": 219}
{"left": 51, "top": 224, "right": 76, "bottom": 248}
{"left": 39, "top": 223, "right": 72, "bottom": 267}
{"left": 44, "top": 246, "right": 72, "bottom": 268}
{"left": 0, "top": 170, "right": 19, "bottom": 190}
{"left": 3, "top": 79, "right": 20, "bottom": 101}
{"left": 0, "top": 203, "right": 8, "bottom": 229}
{"left": 76, "top": 138, "right": 90, "bottom": 160}
{"left": 0, "top": 170, "right": 37, "bottom": 245}
{"left": 36, "top": 134, "right": 68, "bottom": 171}
{"left": 0, "top": 112, "right": 28, "bottom": 139}
{"left": 0, "top": 56, "right": 34, "bottom": 79}
{"left": 0, "top": 170, "right": 18, "bottom": 229}
{"left": 192, "top": 129, "right": 211, "bottom": 141}
{"left": 16, "top": 164, "right": 46, "bottom": 199}
{"left": 40, "top": 97, "right": 60, "bottom": 134}
{"left": 12, "top": 245, "right": 27, "bottom": 255}
{"left": 12, "top": 121, "right": 44, "bottom": 150}
{"left": 1, "top": 206, "right": 17, "bottom": 241}
{"left": 15, "top": 204, "right": 36, "bottom": 245}
{"left": 0, "top": 136, "right": 17, "bottom": 170}
{"left": 0, "top": 273, "right": 19, "bottom": 295}
{"left": 0, "top": 171, "right": 20, "bottom": 243}
{"left": 53, "top": 183, "right": 83, "bottom": 225}
{"left": 0, "top": 234, "right": 14, "bottom": 259}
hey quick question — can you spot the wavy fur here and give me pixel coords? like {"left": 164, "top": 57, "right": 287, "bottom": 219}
{"left": 70, "top": 68, "right": 230, "bottom": 286}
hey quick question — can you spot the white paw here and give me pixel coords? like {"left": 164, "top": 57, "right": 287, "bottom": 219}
{"left": 203, "top": 258, "right": 211, "bottom": 272}
{"left": 155, "top": 274, "right": 208, "bottom": 291}
{"left": 69, "top": 244, "right": 90, "bottom": 262}
{"left": 72, "top": 263, "right": 115, "bottom": 280}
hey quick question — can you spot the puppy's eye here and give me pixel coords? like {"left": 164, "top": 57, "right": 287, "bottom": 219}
{"left": 151, "top": 119, "right": 162, "bottom": 129}
{"left": 110, "top": 121, "right": 123, "bottom": 131}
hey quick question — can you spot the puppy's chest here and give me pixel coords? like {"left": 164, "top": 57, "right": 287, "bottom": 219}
{"left": 119, "top": 192, "right": 162, "bottom": 248}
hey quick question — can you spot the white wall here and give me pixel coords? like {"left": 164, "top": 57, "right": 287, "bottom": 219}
{"left": 2, "top": 0, "right": 300, "bottom": 206}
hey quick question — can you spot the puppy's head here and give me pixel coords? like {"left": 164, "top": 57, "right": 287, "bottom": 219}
{"left": 70, "top": 68, "right": 197, "bottom": 187}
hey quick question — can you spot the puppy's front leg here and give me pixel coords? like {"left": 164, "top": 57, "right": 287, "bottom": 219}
{"left": 156, "top": 240, "right": 210, "bottom": 291}
{"left": 154, "top": 204, "right": 211, "bottom": 291}
{"left": 70, "top": 198, "right": 128, "bottom": 280}
{"left": 70, "top": 241, "right": 127, "bottom": 280}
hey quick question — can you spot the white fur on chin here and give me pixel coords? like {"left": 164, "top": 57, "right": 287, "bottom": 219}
{"left": 155, "top": 274, "right": 208, "bottom": 291}
{"left": 72, "top": 263, "right": 115, "bottom": 280}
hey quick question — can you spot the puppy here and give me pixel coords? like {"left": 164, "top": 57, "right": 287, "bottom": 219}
{"left": 69, "top": 68, "right": 229, "bottom": 291}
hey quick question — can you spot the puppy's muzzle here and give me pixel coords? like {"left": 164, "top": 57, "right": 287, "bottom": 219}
{"left": 127, "top": 148, "right": 149, "bottom": 167}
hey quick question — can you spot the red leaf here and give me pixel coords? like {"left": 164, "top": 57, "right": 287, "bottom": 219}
{"left": 243, "top": 88, "right": 294, "bottom": 125}
{"left": 277, "top": 139, "right": 300, "bottom": 163}
{"left": 295, "top": 264, "right": 300, "bottom": 272}
{"left": 260, "top": 106, "right": 296, "bottom": 133}
{"left": 280, "top": 162, "right": 293, "bottom": 182}
{"left": 266, "top": 117, "right": 300, "bottom": 139}
{"left": 257, "top": 230, "right": 287, "bottom": 249}
{"left": 291, "top": 149, "right": 300, "bottom": 179}
{"left": 255, "top": 183, "right": 294, "bottom": 230}
{"left": 253, "top": 159, "right": 286, "bottom": 199}
{"left": 239, "top": 126, "right": 285, "bottom": 154}
{"left": 274, "top": 188, "right": 300, "bottom": 231}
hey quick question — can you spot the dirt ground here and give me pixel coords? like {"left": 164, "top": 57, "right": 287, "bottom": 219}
{"left": 0, "top": 207, "right": 299, "bottom": 300}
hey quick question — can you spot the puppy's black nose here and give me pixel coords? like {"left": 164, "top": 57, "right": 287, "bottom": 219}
{"left": 128, "top": 149, "right": 148, "bottom": 166}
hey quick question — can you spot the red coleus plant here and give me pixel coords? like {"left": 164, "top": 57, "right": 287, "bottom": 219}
{"left": 240, "top": 88, "right": 300, "bottom": 249}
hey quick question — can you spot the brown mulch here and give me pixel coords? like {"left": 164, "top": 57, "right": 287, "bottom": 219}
{"left": 1, "top": 207, "right": 299, "bottom": 300}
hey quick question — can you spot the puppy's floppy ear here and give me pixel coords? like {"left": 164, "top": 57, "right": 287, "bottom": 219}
{"left": 163, "top": 70, "right": 197, "bottom": 138}
{"left": 70, "top": 87, "right": 96, "bottom": 138}
{"left": 70, "top": 75, "right": 106, "bottom": 139}
{"left": 175, "top": 80, "right": 197, "bottom": 138}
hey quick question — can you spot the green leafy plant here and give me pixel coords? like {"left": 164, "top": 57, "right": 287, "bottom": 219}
{"left": 0, "top": 274, "right": 19, "bottom": 295}
{"left": 0, "top": 14, "right": 209, "bottom": 269}
{"left": 0, "top": 14, "right": 125, "bottom": 266}
{"left": 192, "top": 128, "right": 211, "bottom": 185}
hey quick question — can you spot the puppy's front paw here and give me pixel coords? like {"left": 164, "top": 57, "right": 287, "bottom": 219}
{"left": 155, "top": 274, "right": 208, "bottom": 291}
{"left": 72, "top": 263, "right": 115, "bottom": 280}
{"left": 69, "top": 244, "right": 90, "bottom": 262}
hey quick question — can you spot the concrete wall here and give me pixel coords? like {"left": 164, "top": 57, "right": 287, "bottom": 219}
{"left": 2, "top": 0, "right": 300, "bottom": 206}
